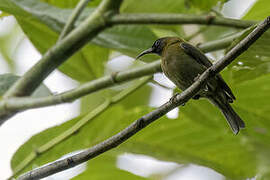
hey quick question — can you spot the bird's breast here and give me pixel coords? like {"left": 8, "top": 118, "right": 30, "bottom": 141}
{"left": 161, "top": 52, "right": 206, "bottom": 90}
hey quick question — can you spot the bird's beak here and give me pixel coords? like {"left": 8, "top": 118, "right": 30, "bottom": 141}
{"left": 136, "top": 48, "right": 154, "bottom": 59}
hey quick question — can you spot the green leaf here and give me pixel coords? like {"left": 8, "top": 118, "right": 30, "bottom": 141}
{"left": 0, "top": 73, "right": 51, "bottom": 97}
{"left": 94, "top": 25, "right": 157, "bottom": 59}
{"left": 0, "top": 21, "right": 23, "bottom": 70}
{"left": 185, "top": 0, "right": 226, "bottom": 11}
{"left": 73, "top": 154, "right": 146, "bottom": 180}
{"left": 121, "top": 0, "right": 188, "bottom": 13}
{"left": 0, "top": 11, "right": 10, "bottom": 18}
{"left": 41, "top": 0, "right": 102, "bottom": 8}
{"left": 11, "top": 106, "right": 148, "bottom": 179}
{"left": 243, "top": 0, "right": 270, "bottom": 20}
{"left": 223, "top": 0, "right": 270, "bottom": 84}
{"left": 226, "top": 25, "right": 270, "bottom": 83}
{"left": 14, "top": 0, "right": 157, "bottom": 58}
{"left": 81, "top": 80, "right": 152, "bottom": 113}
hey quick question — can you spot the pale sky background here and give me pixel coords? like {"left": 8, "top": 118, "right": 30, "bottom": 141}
{"left": 0, "top": 0, "right": 256, "bottom": 179}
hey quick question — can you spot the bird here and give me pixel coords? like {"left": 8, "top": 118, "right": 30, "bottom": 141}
{"left": 136, "top": 37, "right": 245, "bottom": 134}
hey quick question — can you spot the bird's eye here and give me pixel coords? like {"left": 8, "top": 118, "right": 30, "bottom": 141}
{"left": 153, "top": 40, "right": 160, "bottom": 47}
{"left": 154, "top": 40, "right": 160, "bottom": 47}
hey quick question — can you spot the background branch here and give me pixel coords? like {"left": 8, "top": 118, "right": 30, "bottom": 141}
{"left": 17, "top": 15, "right": 270, "bottom": 180}
{"left": 0, "top": 62, "right": 161, "bottom": 113}
{"left": 109, "top": 13, "right": 256, "bottom": 28}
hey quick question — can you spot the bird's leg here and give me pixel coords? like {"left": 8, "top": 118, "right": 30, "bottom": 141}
{"left": 193, "top": 73, "right": 209, "bottom": 97}
{"left": 204, "top": 85, "right": 210, "bottom": 92}
{"left": 110, "top": 72, "right": 119, "bottom": 83}
{"left": 194, "top": 73, "right": 201, "bottom": 82}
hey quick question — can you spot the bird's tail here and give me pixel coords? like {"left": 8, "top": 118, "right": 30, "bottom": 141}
{"left": 209, "top": 96, "right": 245, "bottom": 134}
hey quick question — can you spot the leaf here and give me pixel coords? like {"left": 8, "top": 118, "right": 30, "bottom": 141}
{"left": 81, "top": 80, "right": 152, "bottom": 113}
{"left": 94, "top": 25, "right": 157, "bottom": 60}
{"left": 224, "top": 0, "right": 270, "bottom": 84}
{"left": 41, "top": 0, "right": 102, "bottom": 8}
{"left": 243, "top": 0, "right": 270, "bottom": 20}
{"left": 73, "top": 153, "right": 146, "bottom": 180}
{"left": 0, "top": 20, "right": 23, "bottom": 70}
{"left": 185, "top": 0, "right": 227, "bottom": 11}
{"left": 11, "top": 106, "right": 148, "bottom": 179}
{"left": 0, "top": 11, "right": 10, "bottom": 18}
{"left": 121, "top": 0, "right": 189, "bottom": 13}
{"left": 226, "top": 25, "right": 270, "bottom": 83}
{"left": 0, "top": 73, "right": 51, "bottom": 97}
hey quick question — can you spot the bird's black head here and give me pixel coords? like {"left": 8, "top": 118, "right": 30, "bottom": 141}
{"left": 151, "top": 37, "right": 167, "bottom": 55}
{"left": 136, "top": 37, "right": 168, "bottom": 59}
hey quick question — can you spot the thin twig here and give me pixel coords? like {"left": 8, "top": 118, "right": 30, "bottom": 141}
{"left": 58, "top": 0, "right": 92, "bottom": 40}
{"left": 18, "top": 16, "right": 270, "bottom": 180}
{"left": 185, "top": 26, "right": 208, "bottom": 41}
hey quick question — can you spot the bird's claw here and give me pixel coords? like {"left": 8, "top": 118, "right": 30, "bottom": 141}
{"left": 170, "top": 93, "right": 185, "bottom": 106}
{"left": 192, "top": 94, "right": 200, "bottom": 100}
{"left": 194, "top": 74, "right": 201, "bottom": 82}
{"left": 170, "top": 93, "right": 180, "bottom": 104}
{"left": 204, "top": 84, "right": 210, "bottom": 92}
{"left": 110, "top": 72, "right": 119, "bottom": 83}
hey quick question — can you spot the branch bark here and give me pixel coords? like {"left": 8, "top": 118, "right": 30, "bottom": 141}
{"left": 17, "top": 16, "right": 270, "bottom": 180}
{"left": 108, "top": 13, "right": 256, "bottom": 28}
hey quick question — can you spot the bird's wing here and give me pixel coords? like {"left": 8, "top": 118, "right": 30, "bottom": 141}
{"left": 180, "top": 42, "right": 212, "bottom": 67}
{"left": 180, "top": 42, "right": 236, "bottom": 101}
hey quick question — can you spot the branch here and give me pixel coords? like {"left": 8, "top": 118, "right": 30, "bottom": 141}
{"left": 108, "top": 13, "right": 256, "bottom": 28}
{"left": 198, "top": 31, "right": 244, "bottom": 52}
{"left": 0, "top": 61, "right": 161, "bottom": 113}
{"left": 58, "top": 0, "right": 92, "bottom": 40}
{"left": 9, "top": 76, "right": 151, "bottom": 180}
{"left": 17, "top": 16, "right": 270, "bottom": 180}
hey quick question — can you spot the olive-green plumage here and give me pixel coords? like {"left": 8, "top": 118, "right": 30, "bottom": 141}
{"left": 137, "top": 37, "right": 245, "bottom": 134}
